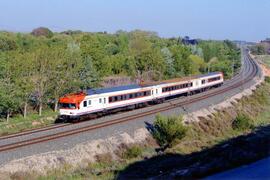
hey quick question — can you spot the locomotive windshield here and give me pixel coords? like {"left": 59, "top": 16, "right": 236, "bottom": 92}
{"left": 59, "top": 103, "right": 76, "bottom": 109}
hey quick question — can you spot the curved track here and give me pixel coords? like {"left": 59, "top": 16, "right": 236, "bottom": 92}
{"left": 0, "top": 51, "right": 261, "bottom": 152}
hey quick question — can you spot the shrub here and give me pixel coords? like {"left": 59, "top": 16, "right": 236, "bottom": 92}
{"left": 232, "top": 114, "right": 254, "bottom": 131}
{"left": 151, "top": 115, "right": 188, "bottom": 151}
{"left": 123, "top": 145, "right": 143, "bottom": 159}
{"left": 95, "top": 153, "right": 113, "bottom": 164}
{"left": 265, "top": 76, "right": 270, "bottom": 83}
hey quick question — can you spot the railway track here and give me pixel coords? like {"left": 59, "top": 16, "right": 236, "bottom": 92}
{"left": 0, "top": 52, "right": 260, "bottom": 152}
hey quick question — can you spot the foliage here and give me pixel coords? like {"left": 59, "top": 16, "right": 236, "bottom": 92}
{"left": 265, "top": 76, "right": 270, "bottom": 83}
{"left": 0, "top": 29, "right": 240, "bottom": 119}
{"left": 151, "top": 115, "right": 188, "bottom": 151}
{"left": 31, "top": 27, "right": 53, "bottom": 38}
{"left": 123, "top": 145, "right": 143, "bottom": 159}
{"left": 232, "top": 114, "right": 254, "bottom": 131}
{"left": 250, "top": 44, "right": 267, "bottom": 55}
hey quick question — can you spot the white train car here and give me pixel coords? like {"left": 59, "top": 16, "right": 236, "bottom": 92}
{"left": 58, "top": 72, "right": 223, "bottom": 121}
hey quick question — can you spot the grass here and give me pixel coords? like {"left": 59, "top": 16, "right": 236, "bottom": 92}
{"left": 6, "top": 80, "right": 270, "bottom": 180}
{"left": 122, "top": 145, "right": 143, "bottom": 159}
{"left": 0, "top": 109, "right": 58, "bottom": 136}
{"left": 232, "top": 114, "right": 254, "bottom": 131}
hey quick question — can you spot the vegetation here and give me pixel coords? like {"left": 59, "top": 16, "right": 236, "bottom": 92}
{"left": 250, "top": 38, "right": 270, "bottom": 55}
{"left": 7, "top": 80, "right": 270, "bottom": 180}
{"left": 123, "top": 145, "right": 143, "bottom": 159}
{"left": 0, "top": 110, "right": 57, "bottom": 136}
{"left": 0, "top": 28, "right": 240, "bottom": 122}
{"left": 151, "top": 115, "right": 188, "bottom": 151}
{"left": 232, "top": 113, "right": 254, "bottom": 131}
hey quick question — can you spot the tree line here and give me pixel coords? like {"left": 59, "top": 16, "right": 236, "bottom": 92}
{"left": 0, "top": 28, "right": 240, "bottom": 121}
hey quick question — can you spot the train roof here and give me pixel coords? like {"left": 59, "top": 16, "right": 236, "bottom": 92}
{"left": 86, "top": 84, "right": 151, "bottom": 95}
{"left": 86, "top": 72, "right": 222, "bottom": 96}
{"left": 140, "top": 72, "right": 222, "bottom": 86}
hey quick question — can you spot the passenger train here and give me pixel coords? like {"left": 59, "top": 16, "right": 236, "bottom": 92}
{"left": 58, "top": 72, "right": 224, "bottom": 121}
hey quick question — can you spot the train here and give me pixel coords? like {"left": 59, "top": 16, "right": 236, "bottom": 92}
{"left": 58, "top": 72, "right": 224, "bottom": 122}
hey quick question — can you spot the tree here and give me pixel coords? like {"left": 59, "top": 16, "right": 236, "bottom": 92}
{"left": 207, "top": 57, "right": 218, "bottom": 73}
{"left": 78, "top": 56, "right": 99, "bottom": 90}
{"left": 47, "top": 46, "right": 76, "bottom": 111}
{"left": 190, "top": 45, "right": 204, "bottom": 58}
{"left": 161, "top": 47, "right": 175, "bottom": 78}
{"left": 31, "top": 27, "right": 53, "bottom": 38}
{"left": 188, "top": 54, "right": 206, "bottom": 74}
{"left": 170, "top": 45, "right": 192, "bottom": 76}
{"left": 0, "top": 53, "right": 20, "bottom": 121}
{"left": 31, "top": 46, "right": 52, "bottom": 116}
{"left": 13, "top": 52, "right": 35, "bottom": 118}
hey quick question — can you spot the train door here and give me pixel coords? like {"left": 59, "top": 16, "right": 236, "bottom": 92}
{"left": 194, "top": 80, "right": 200, "bottom": 88}
{"left": 90, "top": 97, "right": 104, "bottom": 111}
{"left": 152, "top": 87, "right": 159, "bottom": 98}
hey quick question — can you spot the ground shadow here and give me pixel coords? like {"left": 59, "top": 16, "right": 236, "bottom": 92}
{"left": 117, "top": 125, "right": 270, "bottom": 179}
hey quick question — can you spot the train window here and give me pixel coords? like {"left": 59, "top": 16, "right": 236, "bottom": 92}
{"left": 60, "top": 103, "right": 76, "bottom": 109}
{"left": 109, "top": 97, "right": 112, "bottom": 103}
{"left": 99, "top": 98, "right": 102, "bottom": 103}
{"left": 88, "top": 100, "right": 91, "bottom": 105}
{"left": 151, "top": 90, "right": 153, "bottom": 95}
{"left": 83, "top": 101, "right": 87, "bottom": 107}
{"left": 202, "top": 79, "right": 206, "bottom": 84}
{"left": 208, "top": 76, "right": 221, "bottom": 82}
{"left": 104, "top": 98, "right": 106, "bottom": 104}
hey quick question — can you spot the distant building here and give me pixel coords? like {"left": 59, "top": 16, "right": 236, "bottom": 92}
{"left": 182, "top": 36, "right": 198, "bottom": 45}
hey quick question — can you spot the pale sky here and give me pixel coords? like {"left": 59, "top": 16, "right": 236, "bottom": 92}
{"left": 0, "top": 0, "right": 269, "bottom": 42}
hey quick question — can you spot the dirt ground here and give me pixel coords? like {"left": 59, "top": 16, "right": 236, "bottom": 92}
{"left": 260, "top": 64, "right": 270, "bottom": 77}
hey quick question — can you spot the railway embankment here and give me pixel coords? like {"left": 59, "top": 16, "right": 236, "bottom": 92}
{"left": 0, "top": 59, "right": 268, "bottom": 179}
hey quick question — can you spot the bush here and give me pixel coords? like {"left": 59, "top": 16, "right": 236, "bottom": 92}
{"left": 265, "top": 76, "right": 270, "bottom": 83}
{"left": 232, "top": 114, "right": 254, "bottom": 131}
{"left": 95, "top": 153, "right": 113, "bottom": 164}
{"left": 123, "top": 145, "right": 143, "bottom": 159}
{"left": 151, "top": 115, "right": 188, "bottom": 151}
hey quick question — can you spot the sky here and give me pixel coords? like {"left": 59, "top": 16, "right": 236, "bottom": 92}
{"left": 0, "top": 0, "right": 269, "bottom": 42}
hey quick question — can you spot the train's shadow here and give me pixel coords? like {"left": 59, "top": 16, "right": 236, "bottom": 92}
{"left": 117, "top": 124, "right": 270, "bottom": 179}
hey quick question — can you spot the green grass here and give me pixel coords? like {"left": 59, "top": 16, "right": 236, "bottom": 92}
{"left": 122, "top": 145, "right": 143, "bottom": 159}
{"left": 232, "top": 114, "right": 254, "bottom": 131}
{"left": 0, "top": 109, "right": 58, "bottom": 136}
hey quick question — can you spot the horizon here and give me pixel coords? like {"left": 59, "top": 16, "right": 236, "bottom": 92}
{"left": 0, "top": 0, "right": 269, "bottom": 42}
